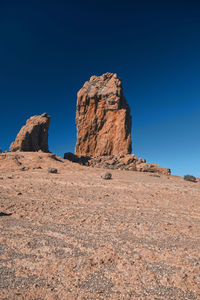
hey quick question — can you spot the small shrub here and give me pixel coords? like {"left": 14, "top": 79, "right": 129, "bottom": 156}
{"left": 184, "top": 175, "right": 196, "bottom": 182}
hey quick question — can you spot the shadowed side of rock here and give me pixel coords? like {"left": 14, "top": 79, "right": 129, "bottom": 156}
{"left": 10, "top": 113, "right": 50, "bottom": 152}
{"left": 75, "top": 73, "right": 132, "bottom": 157}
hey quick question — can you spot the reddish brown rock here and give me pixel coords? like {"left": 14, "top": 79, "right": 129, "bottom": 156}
{"left": 75, "top": 73, "right": 132, "bottom": 157}
{"left": 136, "top": 162, "right": 171, "bottom": 175}
{"left": 10, "top": 113, "right": 50, "bottom": 152}
{"left": 88, "top": 155, "right": 170, "bottom": 174}
{"left": 64, "top": 152, "right": 170, "bottom": 175}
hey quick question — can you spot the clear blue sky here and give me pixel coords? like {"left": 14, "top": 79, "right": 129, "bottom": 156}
{"left": 0, "top": 0, "right": 200, "bottom": 177}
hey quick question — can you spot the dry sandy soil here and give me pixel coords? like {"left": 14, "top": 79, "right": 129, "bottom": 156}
{"left": 0, "top": 152, "right": 199, "bottom": 300}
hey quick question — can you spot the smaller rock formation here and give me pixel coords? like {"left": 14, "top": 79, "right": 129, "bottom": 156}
{"left": 10, "top": 113, "right": 50, "bottom": 152}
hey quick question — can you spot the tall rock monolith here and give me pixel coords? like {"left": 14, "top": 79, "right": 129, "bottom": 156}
{"left": 75, "top": 73, "right": 132, "bottom": 157}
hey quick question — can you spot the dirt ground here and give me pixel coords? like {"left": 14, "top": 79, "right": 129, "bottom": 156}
{"left": 0, "top": 152, "right": 199, "bottom": 299}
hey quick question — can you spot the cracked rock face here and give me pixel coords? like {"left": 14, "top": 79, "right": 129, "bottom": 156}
{"left": 10, "top": 113, "right": 50, "bottom": 152}
{"left": 75, "top": 73, "right": 132, "bottom": 157}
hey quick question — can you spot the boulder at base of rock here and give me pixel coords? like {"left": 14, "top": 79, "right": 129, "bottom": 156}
{"left": 136, "top": 163, "right": 171, "bottom": 175}
{"left": 10, "top": 113, "right": 50, "bottom": 152}
{"left": 63, "top": 153, "right": 170, "bottom": 175}
{"left": 64, "top": 152, "right": 79, "bottom": 163}
{"left": 75, "top": 72, "right": 132, "bottom": 157}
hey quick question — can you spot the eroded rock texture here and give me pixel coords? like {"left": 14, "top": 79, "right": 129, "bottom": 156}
{"left": 10, "top": 113, "right": 50, "bottom": 152}
{"left": 75, "top": 73, "right": 132, "bottom": 157}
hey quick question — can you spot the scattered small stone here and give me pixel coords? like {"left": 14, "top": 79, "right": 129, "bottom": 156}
{"left": 19, "top": 166, "right": 29, "bottom": 171}
{"left": 101, "top": 172, "right": 112, "bottom": 180}
{"left": 184, "top": 175, "right": 196, "bottom": 182}
{"left": 149, "top": 174, "right": 160, "bottom": 178}
{"left": 48, "top": 168, "right": 58, "bottom": 174}
{"left": 0, "top": 212, "right": 12, "bottom": 216}
{"left": 17, "top": 192, "right": 22, "bottom": 195}
{"left": 182, "top": 273, "right": 188, "bottom": 279}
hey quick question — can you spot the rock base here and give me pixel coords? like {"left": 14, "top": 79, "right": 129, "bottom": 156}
{"left": 64, "top": 153, "right": 171, "bottom": 175}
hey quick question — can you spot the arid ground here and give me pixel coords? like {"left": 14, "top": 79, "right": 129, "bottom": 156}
{"left": 0, "top": 152, "right": 199, "bottom": 299}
